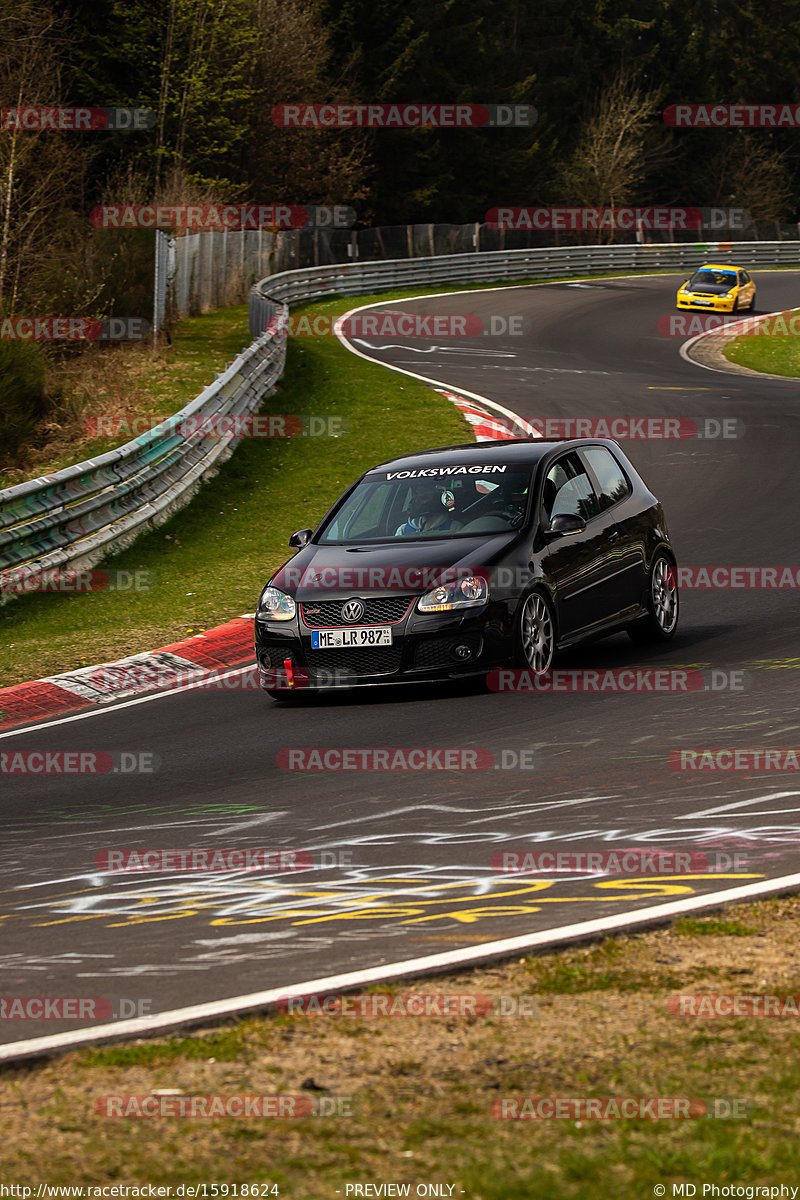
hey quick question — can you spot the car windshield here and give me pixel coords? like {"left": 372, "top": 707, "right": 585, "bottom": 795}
{"left": 317, "top": 466, "right": 535, "bottom": 543}
{"left": 689, "top": 270, "right": 736, "bottom": 289}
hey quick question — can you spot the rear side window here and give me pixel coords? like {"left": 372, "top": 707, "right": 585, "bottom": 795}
{"left": 583, "top": 447, "right": 630, "bottom": 511}
{"left": 543, "top": 452, "right": 600, "bottom": 521}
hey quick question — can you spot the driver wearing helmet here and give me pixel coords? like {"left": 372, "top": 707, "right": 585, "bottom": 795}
{"left": 396, "top": 482, "right": 462, "bottom": 536}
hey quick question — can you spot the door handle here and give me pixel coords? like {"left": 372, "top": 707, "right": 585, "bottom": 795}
{"left": 608, "top": 529, "right": 621, "bottom": 543}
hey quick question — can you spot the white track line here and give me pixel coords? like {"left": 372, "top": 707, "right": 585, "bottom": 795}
{"left": 3, "top": 871, "right": 799, "bottom": 1064}
{"left": 334, "top": 288, "right": 533, "bottom": 431}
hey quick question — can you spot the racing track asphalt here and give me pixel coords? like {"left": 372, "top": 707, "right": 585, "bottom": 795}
{"left": 2, "top": 270, "right": 800, "bottom": 1054}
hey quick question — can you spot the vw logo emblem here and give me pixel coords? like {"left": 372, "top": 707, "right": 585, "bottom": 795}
{"left": 341, "top": 599, "right": 365, "bottom": 623}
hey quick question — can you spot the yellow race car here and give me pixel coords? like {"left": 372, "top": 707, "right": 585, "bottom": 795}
{"left": 676, "top": 264, "right": 756, "bottom": 313}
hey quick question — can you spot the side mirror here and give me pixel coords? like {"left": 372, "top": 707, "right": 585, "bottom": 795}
{"left": 289, "top": 528, "right": 312, "bottom": 549}
{"left": 545, "top": 513, "right": 586, "bottom": 539}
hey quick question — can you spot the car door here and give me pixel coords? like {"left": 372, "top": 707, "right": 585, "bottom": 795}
{"left": 580, "top": 445, "right": 645, "bottom": 620}
{"left": 738, "top": 270, "right": 754, "bottom": 308}
{"left": 540, "top": 451, "right": 623, "bottom": 637}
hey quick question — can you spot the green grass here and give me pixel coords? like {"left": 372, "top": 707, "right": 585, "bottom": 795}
{"left": 673, "top": 917, "right": 757, "bottom": 937}
{"left": 0, "top": 306, "right": 260, "bottom": 483}
{"left": 78, "top": 1027, "right": 249, "bottom": 1068}
{"left": 724, "top": 308, "right": 800, "bottom": 376}
{"left": 0, "top": 294, "right": 471, "bottom": 689}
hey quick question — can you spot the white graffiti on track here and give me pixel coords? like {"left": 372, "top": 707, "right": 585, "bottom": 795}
{"left": 5, "top": 865, "right": 762, "bottom": 933}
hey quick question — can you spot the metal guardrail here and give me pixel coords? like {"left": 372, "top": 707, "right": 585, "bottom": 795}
{"left": 3, "top": 240, "right": 798, "bottom": 580}
{"left": 0, "top": 324, "right": 286, "bottom": 581}
{"left": 248, "top": 240, "right": 800, "bottom": 334}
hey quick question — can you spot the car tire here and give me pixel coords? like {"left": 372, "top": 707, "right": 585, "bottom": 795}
{"left": 627, "top": 553, "right": 679, "bottom": 643}
{"left": 515, "top": 590, "right": 556, "bottom": 672}
{"left": 732, "top": 297, "right": 740, "bottom": 313}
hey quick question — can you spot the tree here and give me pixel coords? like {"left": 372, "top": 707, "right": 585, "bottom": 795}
{"left": 241, "top": 0, "right": 372, "bottom": 207}
{"left": 703, "top": 134, "right": 794, "bottom": 234}
{"left": 0, "top": 0, "right": 85, "bottom": 311}
{"left": 555, "top": 69, "right": 672, "bottom": 240}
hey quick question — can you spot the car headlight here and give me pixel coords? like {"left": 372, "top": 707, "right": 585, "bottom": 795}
{"left": 257, "top": 586, "right": 296, "bottom": 620}
{"left": 417, "top": 576, "right": 488, "bottom": 613}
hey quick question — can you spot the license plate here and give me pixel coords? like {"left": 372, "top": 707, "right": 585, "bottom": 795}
{"left": 311, "top": 626, "right": 393, "bottom": 649}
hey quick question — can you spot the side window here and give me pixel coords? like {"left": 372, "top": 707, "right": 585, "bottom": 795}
{"left": 583, "top": 447, "right": 630, "bottom": 511}
{"left": 542, "top": 453, "right": 600, "bottom": 522}
{"left": 740, "top": 270, "right": 750, "bottom": 285}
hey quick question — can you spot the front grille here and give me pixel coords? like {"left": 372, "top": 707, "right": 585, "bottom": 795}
{"left": 307, "top": 646, "right": 402, "bottom": 678}
{"left": 301, "top": 596, "right": 413, "bottom": 627}
{"left": 413, "top": 635, "right": 482, "bottom": 670}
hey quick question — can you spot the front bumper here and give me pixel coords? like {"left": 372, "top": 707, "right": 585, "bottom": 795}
{"left": 255, "top": 596, "right": 514, "bottom": 690}
{"left": 676, "top": 293, "right": 738, "bottom": 312}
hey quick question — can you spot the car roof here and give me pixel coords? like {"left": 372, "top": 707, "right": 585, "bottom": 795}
{"left": 364, "top": 438, "right": 624, "bottom": 475}
{"left": 692, "top": 263, "right": 743, "bottom": 271}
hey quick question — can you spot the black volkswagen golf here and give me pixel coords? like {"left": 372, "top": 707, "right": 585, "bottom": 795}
{"left": 255, "top": 438, "right": 678, "bottom": 697}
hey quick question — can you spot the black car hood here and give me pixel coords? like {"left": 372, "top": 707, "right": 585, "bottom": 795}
{"left": 688, "top": 282, "right": 735, "bottom": 295}
{"left": 270, "top": 532, "right": 520, "bottom": 599}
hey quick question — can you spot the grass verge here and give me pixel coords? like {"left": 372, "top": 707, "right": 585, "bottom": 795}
{"left": 724, "top": 308, "right": 800, "bottom": 375}
{"left": 3, "top": 895, "right": 800, "bottom": 1194}
{"left": 0, "top": 293, "right": 475, "bottom": 689}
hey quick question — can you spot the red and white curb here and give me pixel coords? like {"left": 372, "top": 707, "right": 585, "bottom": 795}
{"left": 0, "top": 617, "right": 255, "bottom": 731}
{"left": 0, "top": 390, "right": 532, "bottom": 732}
{"left": 436, "top": 390, "right": 540, "bottom": 440}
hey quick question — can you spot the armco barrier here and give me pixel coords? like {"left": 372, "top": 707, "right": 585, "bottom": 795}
{"left": 0, "top": 309, "right": 285, "bottom": 582}
{"left": 2, "top": 242, "right": 798, "bottom": 581}
{"left": 248, "top": 240, "right": 800, "bottom": 335}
